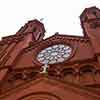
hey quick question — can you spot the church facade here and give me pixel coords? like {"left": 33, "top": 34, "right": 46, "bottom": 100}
{"left": 0, "top": 6, "right": 100, "bottom": 100}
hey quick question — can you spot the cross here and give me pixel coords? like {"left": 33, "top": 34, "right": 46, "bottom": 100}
{"left": 40, "top": 18, "right": 44, "bottom": 22}
{"left": 40, "top": 64, "right": 49, "bottom": 73}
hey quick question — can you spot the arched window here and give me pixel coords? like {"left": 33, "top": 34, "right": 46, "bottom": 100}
{"left": 62, "top": 68, "right": 75, "bottom": 83}
{"left": 79, "top": 65, "right": 95, "bottom": 85}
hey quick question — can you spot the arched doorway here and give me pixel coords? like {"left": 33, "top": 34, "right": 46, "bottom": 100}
{"left": 18, "top": 92, "right": 61, "bottom": 100}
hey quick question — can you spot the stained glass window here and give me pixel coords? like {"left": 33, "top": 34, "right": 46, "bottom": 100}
{"left": 37, "top": 44, "right": 72, "bottom": 64}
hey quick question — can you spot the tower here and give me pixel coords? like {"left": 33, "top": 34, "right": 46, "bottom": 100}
{"left": 0, "top": 19, "right": 46, "bottom": 83}
{"left": 16, "top": 19, "right": 45, "bottom": 41}
{"left": 4, "top": 19, "right": 46, "bottom": 66}
{"left": 80, "top": 7, "right": 100, "bottom": 55}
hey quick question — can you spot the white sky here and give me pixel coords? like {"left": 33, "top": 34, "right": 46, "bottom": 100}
{"left": 0, "top": 0, "right": 100, "bottom": 39}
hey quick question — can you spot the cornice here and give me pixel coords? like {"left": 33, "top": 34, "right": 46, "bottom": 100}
{"left": 0, "top": 35, "right": 24, "bottom": 46}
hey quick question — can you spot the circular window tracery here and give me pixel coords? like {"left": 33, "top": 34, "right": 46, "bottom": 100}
{"left": 37, "top": 44, "right": 72, "bottom": 64}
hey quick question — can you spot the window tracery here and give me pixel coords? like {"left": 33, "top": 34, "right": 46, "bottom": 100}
{"left": 37, "top": 44, "right": 72, "bottom": 64}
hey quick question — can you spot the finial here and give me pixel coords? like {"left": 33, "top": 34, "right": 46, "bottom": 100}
{"left": 55, "top": 32, "right": 59, "bottom": 35}
{"left": 40, "top": 18, "right": 44, "bottom": 22}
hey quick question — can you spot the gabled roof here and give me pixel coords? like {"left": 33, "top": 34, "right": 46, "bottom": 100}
{"left": 10, "top": 33, "right": 95, "bottom": 69}
{"left": 24, "top": 33, "right": 89, "bottom": 52}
